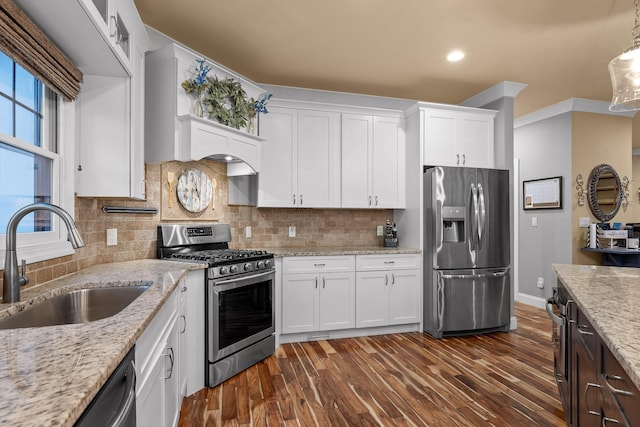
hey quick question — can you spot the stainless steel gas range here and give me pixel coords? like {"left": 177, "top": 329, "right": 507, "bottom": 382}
{"left": 157, "top": 224, "right": 275, "bottom": 387}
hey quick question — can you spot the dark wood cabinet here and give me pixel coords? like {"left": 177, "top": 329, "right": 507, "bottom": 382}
{"left": 570, "top": 304, "right": 640, "bottom": 426}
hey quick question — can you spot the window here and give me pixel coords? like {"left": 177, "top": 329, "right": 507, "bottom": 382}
{"left": 0, "top": 49, "right": 68, "bottom": 259}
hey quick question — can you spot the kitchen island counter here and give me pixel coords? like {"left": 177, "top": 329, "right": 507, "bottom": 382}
{"left": 553, "top": 263, "right": 640, "bottom": 391}
{"left": 0, "top": 259, "right": 205, "bottom": 427}
{"left": 266, "top": 246, "right": 421, "bottom": 257}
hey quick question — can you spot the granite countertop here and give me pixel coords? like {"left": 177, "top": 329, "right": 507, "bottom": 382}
{"left": 0, "top": 259, "right": 205, "bottom": 427}
{"left": 553, "top": 263, "right": 640, "bottom": 390}
{"left": 265, "top": 246, "right": 421, "bottom": 257}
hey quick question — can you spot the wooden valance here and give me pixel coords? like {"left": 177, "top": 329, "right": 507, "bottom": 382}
{"left": 0, "top": 0, "right": 82, "bottom": 101}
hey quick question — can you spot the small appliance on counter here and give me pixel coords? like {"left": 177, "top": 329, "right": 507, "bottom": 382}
{"left": 384, "top": 220, "right": 398, "bottom": 247}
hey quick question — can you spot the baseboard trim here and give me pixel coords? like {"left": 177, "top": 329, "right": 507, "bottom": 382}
{"left": 516, "top": 293, "right": 546, "bottom": 309}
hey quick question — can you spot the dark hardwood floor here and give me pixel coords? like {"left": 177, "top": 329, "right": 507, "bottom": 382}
{"left": 178, "top": 303, "right": 565, "bottom": 426}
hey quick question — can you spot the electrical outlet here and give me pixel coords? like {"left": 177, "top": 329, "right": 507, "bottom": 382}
{"left": 377, "top": 225, "right": 383, "bottom": 236}
{"left": 531, "top": 217, "right": 538, "bottom": 227}
{"left": 579, "top": 217, "right": 590, "bottom": 228}
{"left": 106, "top": 228, "right": 117, "bottom": 246}
{"left": 245, "top": 226, "right": 251, "bottom": 238}
{"left": 289, "top": 226, "right": 296, "bottom": 237}
{"left": 537, "top": 277, "right": 544, "bottom": 289}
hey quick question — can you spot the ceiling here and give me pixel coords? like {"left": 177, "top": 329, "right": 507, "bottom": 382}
{"left": 133, "top": 0, "right": 636, "bottom": 117}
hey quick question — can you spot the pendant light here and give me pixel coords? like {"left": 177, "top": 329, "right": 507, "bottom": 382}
{"left": 609, "top": 0, "right": 640, "bottom": 111}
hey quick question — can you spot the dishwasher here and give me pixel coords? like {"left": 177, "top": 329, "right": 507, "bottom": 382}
{"left": 75, "top": 346, "right": 136, "bottom": 427}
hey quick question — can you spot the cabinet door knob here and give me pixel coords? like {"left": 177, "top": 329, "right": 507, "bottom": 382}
{"left": 462, "top": 154, "right": 466, "bottom": 165}
{"left": 456, "top": 154, "right": 460, "bottom": 165}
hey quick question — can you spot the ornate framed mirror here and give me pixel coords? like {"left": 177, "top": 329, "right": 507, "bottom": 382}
{"left": 587, "top": 163, "right": 622, "bottom": 222}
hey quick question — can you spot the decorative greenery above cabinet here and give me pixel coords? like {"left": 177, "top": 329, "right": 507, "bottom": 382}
{"left": 145, "top": 43, "right": 265, "bottom": 172}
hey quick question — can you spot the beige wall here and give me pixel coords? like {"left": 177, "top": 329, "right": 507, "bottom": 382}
{"left": 1, "top": 161, "right": 391, "bottom": 291}
{"left": 572, "top": 112, "right": 633, "bottom": 265}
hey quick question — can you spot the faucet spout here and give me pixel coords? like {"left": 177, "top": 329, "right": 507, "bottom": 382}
{"left": 3, "top": 203, "right": 85, "bottom": 303}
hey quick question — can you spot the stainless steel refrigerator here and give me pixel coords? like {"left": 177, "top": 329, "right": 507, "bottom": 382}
{"left": 423, "top": 166, "right": 510, "bottom": 338}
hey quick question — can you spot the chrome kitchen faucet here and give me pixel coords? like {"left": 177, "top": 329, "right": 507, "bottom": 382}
{"left": 3, "top": 203, "right": 85, "bottom": 303}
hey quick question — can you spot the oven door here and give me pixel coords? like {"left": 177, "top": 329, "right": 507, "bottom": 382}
{"left": 546, "top": 288, "right": 571, "bottom": 421}
{"left": 207, "top": 269, "right": 275, "bottom": 362}
{"left": 546, "top": 295, "right": 566, "bottom": 377}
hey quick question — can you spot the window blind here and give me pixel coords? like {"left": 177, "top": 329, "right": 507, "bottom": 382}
{"left": 0, "top": 0, "right": 82, "bottom": 101}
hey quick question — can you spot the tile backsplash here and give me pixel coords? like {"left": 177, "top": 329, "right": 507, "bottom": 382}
{"left": 1, "top": 161, "right": 393, "bottom": 290}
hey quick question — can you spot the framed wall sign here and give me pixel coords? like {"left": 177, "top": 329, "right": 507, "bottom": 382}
{"left": 523, "top": 176, "right": 562, "bottom": 210}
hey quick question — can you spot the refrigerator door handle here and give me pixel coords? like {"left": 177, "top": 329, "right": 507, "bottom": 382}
{"left": 477, "top": 183, "right": 486, "bottom": 245}
{"left": 439, "top": 270, "right": 509, "bottom": 280}
{"left": 470, "top": 183, "right": 479, "bottom": 253}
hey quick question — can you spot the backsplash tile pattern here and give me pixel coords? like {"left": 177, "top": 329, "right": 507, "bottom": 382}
{"left": 1, "top": 161, "right": 392, "bottom": 291}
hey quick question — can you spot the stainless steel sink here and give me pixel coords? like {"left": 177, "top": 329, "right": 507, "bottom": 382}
{"left": 0, "top": 285, "right": 150, "bottom": 330}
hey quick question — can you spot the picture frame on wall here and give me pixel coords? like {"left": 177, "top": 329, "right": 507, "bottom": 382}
{"left": 523, "top": 176, "right": 563, "bottom": 210}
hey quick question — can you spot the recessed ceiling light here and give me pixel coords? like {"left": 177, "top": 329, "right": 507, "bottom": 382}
{"left": 447, "top": 50, "right": 465, "bottom": 62}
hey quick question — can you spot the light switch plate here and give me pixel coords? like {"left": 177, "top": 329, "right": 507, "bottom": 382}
{"left": 106, "top": 228, "right": 117, "bottom": 246}
{"left": 289, "top": 226, "right": 296, "bottom": 237}
{"left": 531, "top": 217, "right": 538, "bottom": 227}
{"left": 245, "top": 226, "right": 251, "bottom": 238}
{"left": 377, "top": 225, "right": 383, "bottom": 236}
{"left": 579, "top": 217, "right": 590, "bottom": 228}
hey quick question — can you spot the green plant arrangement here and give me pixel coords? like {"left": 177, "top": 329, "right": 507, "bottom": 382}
{"left": 202, "top": 77, "right": 253, "bottom": 129}
{"left": 181, "top": 58, "right": 211, "bottom": 117}
{"left": 182, "top": 59, "right": 272, "bottom": 131}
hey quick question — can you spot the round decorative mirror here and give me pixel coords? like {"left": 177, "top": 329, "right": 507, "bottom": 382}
{"left": 587, "top": 163, "right": 622, "bottom": 222}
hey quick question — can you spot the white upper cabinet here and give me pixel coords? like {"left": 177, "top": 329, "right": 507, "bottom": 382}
{"left": 258, "top": 103, "right": 341, "bottom": 208}
{"left": 342, "top": 113, "right": 406, "bottom": 209}
{"left": 16, "top": 0, "right": 151, "bottom": 199}
{"left": 421, "top": 105, "right": 496, "bottom": 168}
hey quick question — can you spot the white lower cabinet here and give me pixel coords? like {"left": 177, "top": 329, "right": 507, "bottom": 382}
{"left": 281, "top": 256, "right": 356, "bottom": 334}
{"left": 280, "top": 254, "right": 420, "bottom": 340}
{"left": 136, "top": 270, "right": 204, "bottom": 427}
{"left": 355, "top": 254, "right": 421, "bottom": 328}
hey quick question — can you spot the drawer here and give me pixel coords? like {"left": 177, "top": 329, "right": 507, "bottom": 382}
{"left": 136, "top": 288, "right": 178, "bottom": 377}
{"left": 601, "top": 344, "right": 640, "bottom": 426}
{"left": 356, "top": 254, "right": 421, "bottom": 271}
{"left": 574, "top": 307, "right": 597, "bottom": 361}
{"left": 282, "top": 256, "right": 355, "bottom": 274}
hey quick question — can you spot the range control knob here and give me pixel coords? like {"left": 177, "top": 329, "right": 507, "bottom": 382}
{"left": 219, "top": 266, "right": 229, "bottom": 275}
{"left": 257, "top": 261, "right": 265, "bottom": 269}
{"left": 244, "top": 263, "right": 253, "bottom": 271}
{"left": 264, "top": 259, "right": 272, "bottom": 268}
{"left": 229, "top": 265, "right": 239, "bottom": 274}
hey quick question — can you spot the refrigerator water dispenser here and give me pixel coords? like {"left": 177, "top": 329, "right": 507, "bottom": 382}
{"left": 442, "top": 206, "right": 465, "bottom": 242}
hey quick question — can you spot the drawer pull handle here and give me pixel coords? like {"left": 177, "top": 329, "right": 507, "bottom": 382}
{"left": 384, "top": 261, "right": 395, "bottom": 264}
{"left": 577, "top": 324, "right": 594, "bottom": 336}
{"left": 585, "top": 382, "right": 601, "bottom": 416}
{"left": 602, "top": 417, "right": 621, "bottom": 425}
{"left": 604, "top": 374, "right": 634, "bottom": 396}
{"left": 314, "top": 263, "right": 326, "bottom": 267}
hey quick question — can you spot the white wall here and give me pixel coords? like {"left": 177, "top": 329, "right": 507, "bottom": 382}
{"left": 514, "top": 112, "right": 573, "bottom": 306}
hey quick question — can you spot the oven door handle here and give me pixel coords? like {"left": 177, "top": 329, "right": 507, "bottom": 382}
{"left": 212, "top": 269, "right": 275, "bottom": 287}
{"left": 545, "top": 297, "right": 564, "bottom": 326}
